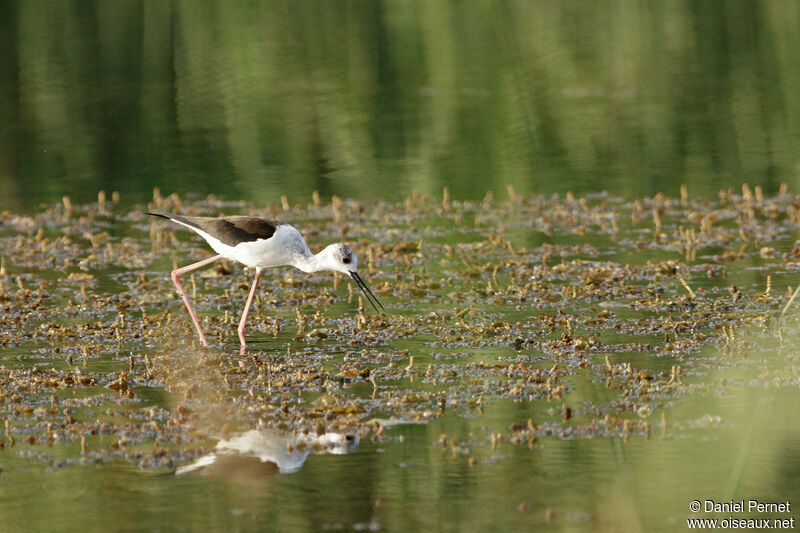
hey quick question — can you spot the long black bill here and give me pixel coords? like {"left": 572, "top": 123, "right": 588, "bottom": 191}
{"left": 350, "top": 271, "right": 385, "bottom": 314}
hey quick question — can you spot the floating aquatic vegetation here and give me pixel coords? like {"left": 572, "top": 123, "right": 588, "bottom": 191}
{"left": 0, "top": 185, "right": 799, "bottom": 473}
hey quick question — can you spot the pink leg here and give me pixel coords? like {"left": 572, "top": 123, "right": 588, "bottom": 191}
{"left": 237, "top": 269, "right": 262, "bottom": 353}
{"left": 170, "top": 254, "right": 222, "bottom": 347}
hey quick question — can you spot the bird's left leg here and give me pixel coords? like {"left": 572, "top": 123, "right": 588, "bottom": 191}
{"left": 170, "top": 254, "right": 223, "bottom": 347}
{"left": 237, "top": 268, "right": 262, "bottom": 354}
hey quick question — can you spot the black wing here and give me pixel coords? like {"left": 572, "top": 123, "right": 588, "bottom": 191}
{"left": 148, "top": 212, "right": 280, "bottom": 246}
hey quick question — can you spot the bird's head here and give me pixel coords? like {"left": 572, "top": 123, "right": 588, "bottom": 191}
{"left": 321, "top": 243, "right": 359, "bottom": 275}
{"left": 321, "top": 243, "right": 384, "bottom": 314}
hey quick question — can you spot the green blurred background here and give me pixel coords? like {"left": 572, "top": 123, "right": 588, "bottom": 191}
{"left": 2, "top": 4, "right": 800, "bottom": 531}
{"left": 2, "top": 0, "right": 800, "bottom": 211}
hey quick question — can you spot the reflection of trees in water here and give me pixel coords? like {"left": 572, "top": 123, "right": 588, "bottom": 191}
{"left": 2, "top": 2, "right": 799, "bottom": 209}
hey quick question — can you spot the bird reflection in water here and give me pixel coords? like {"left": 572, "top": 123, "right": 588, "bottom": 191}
{"left": 176, "top": 428, "right": 360, "bottom": 478}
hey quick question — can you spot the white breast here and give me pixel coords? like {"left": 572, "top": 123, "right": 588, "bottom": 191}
{"left": 187, "top": 223, "right": 311, "bottom": 269}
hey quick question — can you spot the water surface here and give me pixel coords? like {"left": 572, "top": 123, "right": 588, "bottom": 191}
{"left": 1, "top": 190, "right": 799, "bottom": 532}
{"left": 2, "top": 2, "right": 800, "bottom": 209}
{"left": 2, "top": 2, "right": 800, "bottom": 532}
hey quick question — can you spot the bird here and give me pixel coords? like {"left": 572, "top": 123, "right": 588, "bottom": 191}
{"left": 147, "top": 211, "right": 384, "bottom": 352}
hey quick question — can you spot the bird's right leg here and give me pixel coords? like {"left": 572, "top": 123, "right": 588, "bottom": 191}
{"left": 170, "top": 254, "right": 223, "bottom": 347}
{"left": 237, "top": 269, "right": 262, "bottom": 355}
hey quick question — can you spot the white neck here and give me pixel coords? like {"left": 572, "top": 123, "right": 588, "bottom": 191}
{"left": 291, "top": 250, "right": 333, "bottom": 273}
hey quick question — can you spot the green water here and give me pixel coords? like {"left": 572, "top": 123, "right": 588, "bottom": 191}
{"left": 3, "top": 390, "right": 799, "bottom": 533}
{"left": 0, "top": 192, "right": 798, "bottom": 533}
{"left": 2, "top": 1, "right": 800, "bottom": 210}
{"left": 2, "top": 377, "right": 800, "bottom": 532}
{"left": 2, "top": 2, "right": 800, "bottom": 533}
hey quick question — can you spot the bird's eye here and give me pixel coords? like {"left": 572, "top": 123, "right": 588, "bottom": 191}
{"left": 342, "top": 257, "right": 351, "bottom": 264}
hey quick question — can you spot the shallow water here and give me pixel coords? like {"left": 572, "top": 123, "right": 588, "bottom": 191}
{"left": 3, "top": 2, "right": 800, "bottom": 531}
{"left": 1, "top": 190, "right": 799, "bottom": 532}
{"left": 2, "top": 389, "right": 799, "bottom": 532}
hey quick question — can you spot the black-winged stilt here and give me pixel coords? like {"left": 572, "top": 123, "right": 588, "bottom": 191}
{"left": 148, "top": 211, "right": 384, "bottom": 352}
